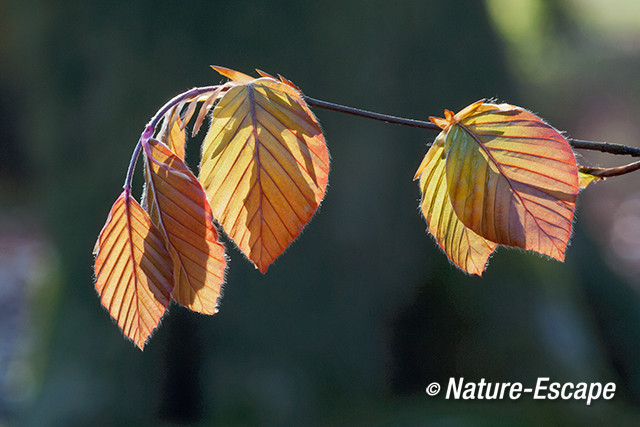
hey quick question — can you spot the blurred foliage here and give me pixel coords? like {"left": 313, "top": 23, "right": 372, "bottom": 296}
{"left": 2, "top": 0, "right": 640, "bottom": 424}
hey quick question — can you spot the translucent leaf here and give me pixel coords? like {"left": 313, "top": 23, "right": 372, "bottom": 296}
{"left": 255, "top": 69, "right": 276, "bottom": 79}
{"left": 277, "top": 74, "right": 301, "bottom": 92}
{"left": 433, "top": 100, "right": 579, "bottom": 261}
{"left": 93, "top": 190, "right": 173, "bottom": 349}
{"left": 143, "top": 138, "right": 226, "bottom": 314}
{"left": 200, "top": 68, "right": 329, "bottom": 272}
{"left": 142, "top": 116, "right": 186, "bottom": 223}
{"left": 192, "top": 87, "right": 229, "bottom": 137}
{"left": 210, "top": 65, "right": 254, "bottom": 83}
{"left": 155, "top": 105, "right": 177, "bottom": 144}
{"left": 164, "top": 116, "right": 186, "bottom": 160}
{"left": 181, "top": 99, "right": 199, "bottom": 130}
{"left": 415, "top": 134, "right": 497, "bottom": 275}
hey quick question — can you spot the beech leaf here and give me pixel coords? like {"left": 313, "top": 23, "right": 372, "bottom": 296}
{"left": 422, "top": 100, "right": 579, "bottom": 264}
{"left": 192, "top": 87, "right": 228, "bottom": 137}
{"left": 163, "top": 115, "right": 186, "bottom": 160}
{"left": 210, "top": 65, "right": 254, "bottom": 83}
{"left": 143, "top": 138, "right": 226, "bottom": 314}
{"left": 142, "top": 116, "right": 186, "bottom": 226}
{"left": 93, "top": 190, "right": 173, "bottom": 349}
{"left": 415, "top": 134, "right": 497, "bottom": 275}
{"left": 200, "top": 68, "right": 329, "bottom": 272}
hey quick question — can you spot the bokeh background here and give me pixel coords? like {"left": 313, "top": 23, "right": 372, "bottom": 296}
{"left": 3, "top": 0, "right": 640, "bottom": 424}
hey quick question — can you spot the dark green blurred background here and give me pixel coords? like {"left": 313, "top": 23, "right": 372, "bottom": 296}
{"left": 3, "top": 0, "right": 640, "bottom": 424}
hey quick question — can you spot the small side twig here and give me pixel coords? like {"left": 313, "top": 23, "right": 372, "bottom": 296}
{"left": 580, "top": 160, "right": 640, "bottom": 178}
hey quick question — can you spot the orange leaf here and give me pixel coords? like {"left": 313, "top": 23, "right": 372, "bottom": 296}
{"left": 255, "top": 69, "right": 276, "bottom": 79}
{"left": 436, "top": 101, "right": 579, "bottom": 261}
{"left": 200, "top": 69, "right": 329, "bottom": 272}
{"left": 415, "top": 134, "right": 496, "bottom": 275}
{"left": 93, "top": 190, "right": 173, "bottom": 349}
{"left": 278, "top": 74, "right": 302, "bottom": 92}
{"left": 192, "top": 86, "right": 230, "bottom": 137}
{"left": 164, "top": 116, "right": 186, "bottom": 160}
{"left": 211, "top": 65, "right": 254, "bottom": 83}
{"left": 181, "top": 99, "right": 199, "bottom": 130}
{"left": 143, "top": 138, "right": 226, "bottom": 314}
{"left": 142, "top": 116, "right": 186, "bottom": 224}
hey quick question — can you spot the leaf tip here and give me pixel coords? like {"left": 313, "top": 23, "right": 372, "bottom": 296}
{"left": 453, "top": 99, "right": 487, "bottom": 121}
{"left": 255, "top": 69, "right": 275, "bottom": 79}
{"left": 210, "top": 65, "right": 254, "bottom": 83}
{"left": 278, "top": 74, "right": 301, "bottom": 92}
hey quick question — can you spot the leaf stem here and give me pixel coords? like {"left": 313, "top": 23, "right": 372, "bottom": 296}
{"left": 123, "top": 85, "right": 227, "bottom": 191}
{"left": 124, "top": 138, "right": 144, "bottom": 191}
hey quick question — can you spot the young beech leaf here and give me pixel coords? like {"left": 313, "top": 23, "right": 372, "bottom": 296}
{"left": 200, "top": 67, "right": 329, "bottom": 273}
{"left": 143, "top": 138, "right": 226, "bottom": 314}
{"left": 164, "top": 116, "right": 187, "bottom": 160}
{"left": 142, "top": 117, "right": 186, "bottom": 228}
{"left": 578, "top": 170, "right": 605, "bottom": 189}
{"left": 415, "top": 133, "right": 497, "bottom": 275}
{"left": 93, "top": 190, "right": 173, "bottom": 349}
{"left": 211, "top": 65, "right": 254, "bottom": 83}
{"left": 428, "top": 100, "right": 580, "bottom": 262}
{"left": 193, "top": 87, "right": 229, "bottom": 137}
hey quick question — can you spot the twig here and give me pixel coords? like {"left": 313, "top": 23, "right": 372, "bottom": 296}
{"left": 568, "top": 139, "right": 640, "bottom": 157}
{"left": 304, "top": 96, "right": 640, "bottom": 158}
{"left": 580, "top": 160, "right": 640, "bottom": 178}
{"left": 304, "top": 96, "right": 440, "bottom": 131}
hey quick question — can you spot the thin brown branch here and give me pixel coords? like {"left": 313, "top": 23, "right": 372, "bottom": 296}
{"left": 304, "top": 96, "right": 640, "bottom": 159}
{"left": 304, "top": 96, "right": 441, "bottom": 130}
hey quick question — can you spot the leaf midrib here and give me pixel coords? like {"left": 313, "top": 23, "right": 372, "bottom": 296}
{"left": 247, "top": 84, "right": 267, "bottom": 267}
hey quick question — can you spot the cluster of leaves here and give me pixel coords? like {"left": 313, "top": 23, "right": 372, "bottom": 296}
{"left": 94, "top": 66, "right": 607, "bottom": 349}
{"left": 94, "top": 67, "right": 329, "bottom": 348}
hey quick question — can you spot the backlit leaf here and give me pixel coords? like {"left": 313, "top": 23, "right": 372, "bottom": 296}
{"left": 200, "top": 68, "right": 329, "bottom": 272}
{"left": 211, "top": 65, "right": 254, "bottom": 83}
{"left": 93, "top": 190, "right": 173, "bottom": 349}
{"left": 192, "top": 86, "right": 230, "bottom": 137}
{"left": 143, "top": 138, "right": 226, "bottom": 314}
{"left": 142, "top": 116, "right": 186, "bottom": 225}
{"left": 163, "top": 115, "right": 186, "bottom": 160}
{"left": 415, "top": 134, "right": 497, "bottom": 275}
{"left": 181, "top": 99, "right": 200, "bottom": 130}
{"left": 255, "top": 69, "right": 276, "bottom": 79}
{"left": 431, "top": 100, "right": 579, "bottom": 261}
